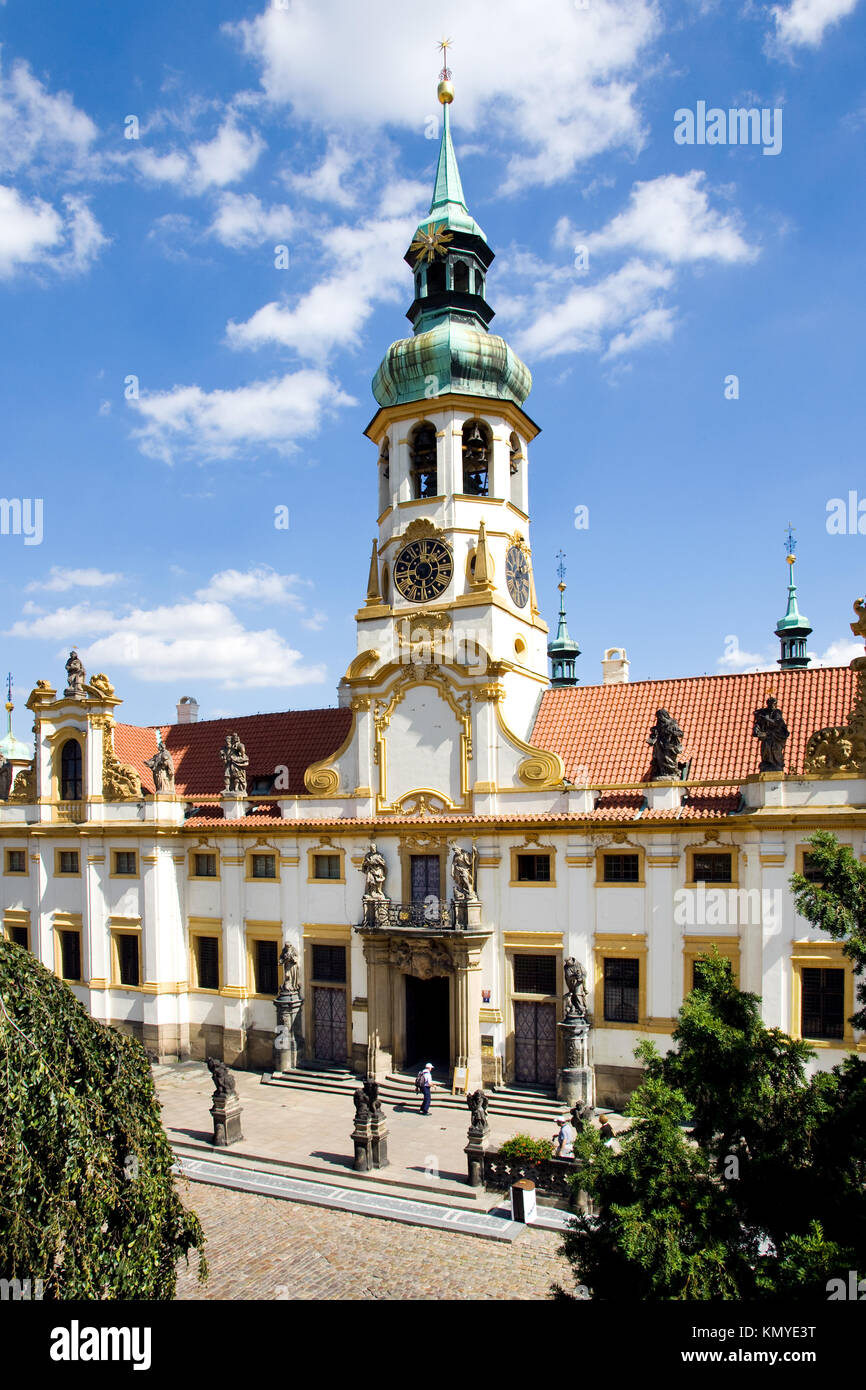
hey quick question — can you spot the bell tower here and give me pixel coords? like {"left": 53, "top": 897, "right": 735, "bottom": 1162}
{"left": 357, "top": 53, "right": 549, "bottom": 736}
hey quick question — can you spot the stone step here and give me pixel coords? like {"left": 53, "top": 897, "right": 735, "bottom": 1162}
{"left": 263, "top": 1068, "right": 563, "bottom": 1124}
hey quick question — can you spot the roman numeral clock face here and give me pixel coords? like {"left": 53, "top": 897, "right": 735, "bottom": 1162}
{"left": 393, "top": 538, "right": 453, "bottom": 603}
{"left": 506, "top": 544, "right": 530, "bottom": 607}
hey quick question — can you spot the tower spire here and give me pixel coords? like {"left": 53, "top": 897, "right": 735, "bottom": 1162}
{"left": 775, "top": 526, "right": 812, "bottom": 669}
{"left": 548, "top": 552, "right": 581, "bottom": 686}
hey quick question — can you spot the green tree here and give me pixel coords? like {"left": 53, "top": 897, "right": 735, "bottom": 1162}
{"left": 0, "top": 939, "right": 206, "bottom": 1299}
{"left": 557, "top": 954, "right": 866, "bottom": 1300}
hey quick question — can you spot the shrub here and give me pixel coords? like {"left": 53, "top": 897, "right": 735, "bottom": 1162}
{"left": 497, "top": 1134, "right": 555, "bottom": 1162}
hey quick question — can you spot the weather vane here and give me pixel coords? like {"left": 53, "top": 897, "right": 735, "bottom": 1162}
{"left": 556, "top": 550, "right": 567, "bottom": 585}
{"left": 438, "top": 36, "right": 453, "bottom": 81}
{"left": 785, "top": 524, "right": 797, "bottom": 563}
{"left": 5, "top": 672, "right": 11, "bottom": 703}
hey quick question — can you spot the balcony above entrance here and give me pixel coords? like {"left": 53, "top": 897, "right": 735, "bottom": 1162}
{"left": 358, "top": 897, "right": 486, "bottom": 933}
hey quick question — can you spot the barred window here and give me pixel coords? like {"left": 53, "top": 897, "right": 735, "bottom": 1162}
{"left": 195, "top": 936, "right": 219, "bottom": 991}
{"left": 692, "top": 853, "right": 732, "bottom": 883}
{"left": 251, "top": 854, "right": 276, "bottom": 879}
{"left": 6, "top": 850, "right": 26, "bottom": 873}
{"left": 603, "top": 957, "right": 640, "bottom": 1023}
{"left": 513, "top": 954, "right": 556, "bottom": 996}
{"left": 194, "top": 853, "right": 217, "bottom": 877}
{"left": 313, "top": 854, "right": 341, "bottom": 880}
{"left": 516, "top": 854, "right": 551, "bottom": 882}
{"left": 603, "top": 854, "right": 640, "bottom": 883}
{"left": 59, "top": 851, "right": 79, "bottom": 875}
{"left": 801, "top": 967, "right": 844, "bottom": 1041}
{"left": 312, "top": 945, "right": 346, "bottom": 983}
{"left": 114, "top": 851, "right": 137, "bottom": 875}
{"left": 59, "top": 930, "right": 81, "bottom": 981}
{"left": 254, "top": 940, "right": 279, "bottom": 995}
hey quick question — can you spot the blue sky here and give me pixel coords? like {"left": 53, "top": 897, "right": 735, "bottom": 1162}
{"left": 2, "top": 0, "right": 865, "bottom": 732}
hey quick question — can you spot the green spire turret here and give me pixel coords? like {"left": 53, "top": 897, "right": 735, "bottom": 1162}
{"left": 548, "top": 553, "right": 580, "bottom": 686}
{"left": 775, "top": 527, "right": 811, "bottom": 669}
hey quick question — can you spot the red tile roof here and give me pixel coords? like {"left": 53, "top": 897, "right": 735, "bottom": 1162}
{"left": 531, "top": 667, "right": 858, "bottom": 785}
{"left": 115, "top": 707, "right": 353, "bottom": 798}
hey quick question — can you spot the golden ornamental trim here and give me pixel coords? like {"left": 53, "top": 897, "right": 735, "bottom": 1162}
{"left": 8, "top": 760, "right": 36, "bottom": 803}
{"left": 102, "top": 723, "right": 141, "bottom": 801}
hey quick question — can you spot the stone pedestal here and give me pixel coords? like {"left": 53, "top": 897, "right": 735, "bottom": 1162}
{"left": 220, "top": 792, "right": 246, "bottom": 821}
{"left": 557, "top": 1018, "right": 594, "bottom": 1109}
{"left": 352, "top": 1118, "right": 372, "bottom": 1171}
{"left": 369, "top": 1111, "right": 389, "bottom": 1169}
{"left": 273, "top": 987, "right": 304, "bottom": 1073}
{"left": 453, "top": 898, "right": 483, "bottom": 930}
{"left": 464, "top": 1124, "right": 489, "bottom": 1188}
{"left": 210, "top": 1094, "right": 244, "bottom": 1147}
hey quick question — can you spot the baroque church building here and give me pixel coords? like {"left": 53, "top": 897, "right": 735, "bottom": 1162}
{"left": 2, "top": 78, "right": 865, "bottom": 1108}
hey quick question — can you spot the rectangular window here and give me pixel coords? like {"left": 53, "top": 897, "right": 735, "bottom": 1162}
{"left": 692, "top": 852, "right": 733, "bottom": 883}
{"left": 513, "top": 954, "right": 556, "bottom": 996}
{"left": 114, "top": 851, "right": 137, "bottom": 875}
{"left": 516, "top": 854, "right": 551, "bottom": 882}
{"left": 116, "top": 935, "right": 140, "bottom": 987}
{"left": 254, "top": 939, "right": 278, "bottom": 995}
{"left": 801, "top": 967, "right": 844, "bottom": 1041}
{"left": 59, "top": 851, "right": 79, "bottom": 875}
{"left": 195, "top": 936, "right": 220, "bottom": 991}
{"left": 251, "top": 854, "right": 276, "bottom": 880}
{"left": 6, "top": 850, "right": 26, "bottom": 874}
{"left": 603, "top": 853, "right": 640, "bottom": 883}
{"left": 8, "top": 926, "right": 28, "bottom": 949}
{"left": 603, "top": 957, "right": 640, "bottom": 1023}
{"left": 313, "top": 853, "right": 341, "bottom": 880}
{"left": 312, "top": 944, "right": 346, "bottom": 982}
{"left": 59, "top": 930, "right": 81, "bottom": 981}
{"left": 193, "top": 853, "right": 217, "bottom": 878}
{"left": 801, "top": 853, "right": 823, "bottom": 884}
{"left": 410, "top": 854, "right": 440, "bottom": 902}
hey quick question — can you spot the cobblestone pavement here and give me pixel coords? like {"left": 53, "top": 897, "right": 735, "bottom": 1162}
{"left": 174, "top": 1180, "right": 572, "bottom": 1301}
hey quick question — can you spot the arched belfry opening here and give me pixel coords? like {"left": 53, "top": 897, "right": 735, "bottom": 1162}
{"left": 453, "top": 259, "right": 470, "bottom": 294}
{"left": 378, "top": 436, "right": 390, "bottom": 514}
{"left": 462, "top": 420, "right": 491, "bottom": 497}
{"left": 410, "top": 422, "right": 438, "bottom": 499}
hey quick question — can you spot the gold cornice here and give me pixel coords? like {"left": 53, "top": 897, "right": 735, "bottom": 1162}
{"left": 494, "top": 702, "right": 564, "bottom": 790}
{"left": 364, "top": 393, "right": 541, "bottom": 445}
{"left": 303, "top": 707, "right": 357, "bottom": 796}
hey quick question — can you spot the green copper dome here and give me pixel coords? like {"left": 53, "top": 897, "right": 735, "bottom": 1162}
{"left": 372, "top": 316, "right": 531, "bottom": 408}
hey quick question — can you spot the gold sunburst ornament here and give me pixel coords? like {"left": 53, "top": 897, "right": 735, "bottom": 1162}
{"left": 409, "top": 221, "right": 453, "bottom": 266}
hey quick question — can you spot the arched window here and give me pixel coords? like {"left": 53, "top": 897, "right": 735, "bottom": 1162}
{"left": 509, "top": 432, "right": 522, "bottom": 475}
{"left": 61, "top": 739, "right": 82, "bottom": 801}
{"left": 415, "top": 270, "right": 423, "bottom": 299}
{"left": 410, "top": 422, "right": 438, "bottom": 498}
{"left": 453, "top": 260, "right": 469, "bottom": 294}
{"left": 462, "top": 420, "right": 491, "bottom": 496}
{"left": 426, "top": 260, "right": 446, "bottom": 294}
{"left": 381, "top": 563, "right": 391, "bottom": 605}
{"left": 378, "top": 437, "right": 390, "bottom": 514}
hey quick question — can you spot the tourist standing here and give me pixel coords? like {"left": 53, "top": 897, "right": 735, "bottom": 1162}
{"left": 417, "top": 1063, "right": 435, "bottom": 1115}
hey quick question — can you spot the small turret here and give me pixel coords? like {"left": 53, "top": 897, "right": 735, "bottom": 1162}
{"left": 548, "top": 553, "right": 580, "bottom": 686}
{"left": 775, "top": 528, "right": 811, "bottom": 670}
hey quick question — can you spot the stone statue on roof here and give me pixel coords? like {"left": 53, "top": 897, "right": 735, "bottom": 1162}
{"left": 220, "top": 732, "right": 248, "bottom": 794}
{"left": 647, "top": 708, "right": 684, "bottom": 780}
{"left": 145, "top": 739, "right": 175, "bottom": 794}
{"left": 64, "top": 650, "right": 86, "bottom": 698}
{"left": 753, "top": 695, "right": 789, "bottom": 773}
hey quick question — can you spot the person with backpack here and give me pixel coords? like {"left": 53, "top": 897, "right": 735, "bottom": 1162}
{"left": 416, "top": 1062, "right": 435, "bottom": 1115}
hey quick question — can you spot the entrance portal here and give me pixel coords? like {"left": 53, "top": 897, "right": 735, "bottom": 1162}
{"left": 405, "top": 974, "right": 450, "bottom": 1072}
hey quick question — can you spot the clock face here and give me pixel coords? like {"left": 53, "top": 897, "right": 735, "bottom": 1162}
{"left": 394, "top": 537, "right": 453, "bottom": 603}
{"left": 506, "top": 544, "right": 530, "bottom": 608}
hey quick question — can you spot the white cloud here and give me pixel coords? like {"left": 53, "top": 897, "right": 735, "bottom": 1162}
{"left": 27, "top": 568, "right": 124, "bottom": 593}
{"left": 126, "top": 369, "right": 356, "bottom": 464}
{"left": 284, "top": 139, "right": 358, "bottom": 208}
{"left": 0, "top": 57, "right": 99, "bottom": 179}
{"left": 135, "top": 116, "right": 264, "bottom": 194}
{"left": 208, "top": 191, "right": 294, "bottom": 249}
{"left": 6, "top": 591, "right": 327, "bottom": 690}
{"left": 770, "top": 0, "right": 860, "bottom": 50}
{"left": 0, "top": 184, "right": 106, "bottom": 280}
{"left": 377, "top": 178, "right": 428, "bottom": 219}
{"left": 226, "top": 213, "right": 414, "bottom": 362}
{"left": 229, "top": 0, "right": 659, "bottom": 192}
{"left": 502, "top": 174, "right": 757, "bottom": 361}
{"left": 811, "top": 638, "right": 863, "bottom": 666}
{"left": 196, "top": 566, "right": 309, "bottom": 606}
{"left": 584, "top": 172, "right": 758, "bottom": 266}
{"left": 716, "top": 639, "right": 774, "bottom": 673}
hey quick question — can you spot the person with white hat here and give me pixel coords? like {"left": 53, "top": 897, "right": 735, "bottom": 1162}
{"left": 553, "top": 1113, "right": 576, "bottom": 1158}
{"left": 416, "top": 1062, "right": 436, "bottom": 1115}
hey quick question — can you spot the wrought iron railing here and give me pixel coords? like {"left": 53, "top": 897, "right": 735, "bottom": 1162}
{"left": 359, "top": 898, "right": 476, "bottom": 931}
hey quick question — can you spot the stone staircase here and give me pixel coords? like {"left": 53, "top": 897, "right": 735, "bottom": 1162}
{"left": 264, "top": 1064, "right": 563, "bottom": 1125}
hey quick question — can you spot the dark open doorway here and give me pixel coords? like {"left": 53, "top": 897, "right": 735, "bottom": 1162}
{"left": 405, "top": 975, "right": 450, "bottom": 1072}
